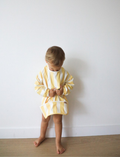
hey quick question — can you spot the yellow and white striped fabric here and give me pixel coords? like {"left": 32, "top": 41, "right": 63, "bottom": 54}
{"left": 35, "top": 65, "right": 74, "bottom": 118}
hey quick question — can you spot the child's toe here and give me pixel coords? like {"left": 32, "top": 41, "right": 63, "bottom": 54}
{"left": 60, "top": 149, "right": 65, "bottom": 154}
{"left": 57, "top": 150, "right": 60, "bottom": 154}
{"left": 34, "top": 141, "right": 38, "bottom": 147}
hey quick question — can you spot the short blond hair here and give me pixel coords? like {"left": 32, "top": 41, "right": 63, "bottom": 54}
{"left": 45, "top": 46, "right": 65, "bottom": 66}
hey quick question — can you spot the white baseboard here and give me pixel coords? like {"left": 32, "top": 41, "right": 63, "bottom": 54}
{"left": 0, "top": 125, "right": 120, "bottom": 139}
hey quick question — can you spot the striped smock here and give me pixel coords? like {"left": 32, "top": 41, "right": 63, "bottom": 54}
{"left": 35, "top": 65, "right": 74, "bottom": 118}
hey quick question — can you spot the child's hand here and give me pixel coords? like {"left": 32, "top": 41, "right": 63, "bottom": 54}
{"left": 49, "top": 89, "right": 56, "bottom": 97}
{"left": 56, "top": 86, "right": 63, "bottom": 96}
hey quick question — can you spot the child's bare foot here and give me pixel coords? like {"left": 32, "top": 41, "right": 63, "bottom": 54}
{"left": 56, "top": 143, "right": 66, "bottom": 154}
{"left": 34, "top": 136, "right": 45, "bottom": 147}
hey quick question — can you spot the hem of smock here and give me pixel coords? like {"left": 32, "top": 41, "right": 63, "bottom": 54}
{"left": 42, "top": 112, "right": 69, "bottom": 119}
{"left": 39, "top": 101, "right": 69, "bottom": 118}
{"left": 39, "top": 101, "right": 68, "bottom": 119}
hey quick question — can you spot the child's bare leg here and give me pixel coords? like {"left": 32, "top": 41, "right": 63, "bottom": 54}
{"left": 34, "top": 114, "right": 50, "bottom": 147}
{"left": 53, "top": 114, "right": 65, "bottom": 154}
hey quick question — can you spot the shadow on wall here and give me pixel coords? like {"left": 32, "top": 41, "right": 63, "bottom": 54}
{"left": 63, "top": 57, "right": 89, "bottom": 132}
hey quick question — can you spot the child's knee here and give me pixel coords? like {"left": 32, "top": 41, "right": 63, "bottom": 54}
{"left": 42, "top": 115, "right": 50, "bottom": 123}
{"left": 53, "top": 115, "right": 62, "bottom": 124}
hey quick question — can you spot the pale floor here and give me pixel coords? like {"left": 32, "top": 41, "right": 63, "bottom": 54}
{"left": 0, "top": 135, "right": 120, "bottom": 157}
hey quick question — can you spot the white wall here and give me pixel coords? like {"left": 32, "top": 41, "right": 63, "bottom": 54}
{"left": 0, "top": 0, "right": 120, "bottom": 138}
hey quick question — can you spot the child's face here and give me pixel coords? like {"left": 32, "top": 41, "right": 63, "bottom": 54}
{"left": 46, "top": 61, "right": 63, "bottom": 71}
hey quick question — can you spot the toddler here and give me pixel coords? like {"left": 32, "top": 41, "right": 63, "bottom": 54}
{"left": 34, "top": 46, "right": 74, "bottom": 154}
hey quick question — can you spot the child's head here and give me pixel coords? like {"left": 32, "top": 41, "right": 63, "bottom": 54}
{"left": 45, "top": 46, "right": 65, "bottom": 71}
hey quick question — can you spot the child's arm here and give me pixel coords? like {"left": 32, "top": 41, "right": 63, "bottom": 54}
{"left": 34, "top": 71, "right": 49, "bottom": 97}
{"left": 62, "top": 72, "right": 74, "bottom": 96}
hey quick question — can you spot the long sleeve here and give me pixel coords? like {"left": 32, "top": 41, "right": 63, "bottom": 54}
{"left": 62, "top": 72, "right": 74, "bottom": 96}
{"left": 34, "top": 71, "right": 49, "bottom": 97}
